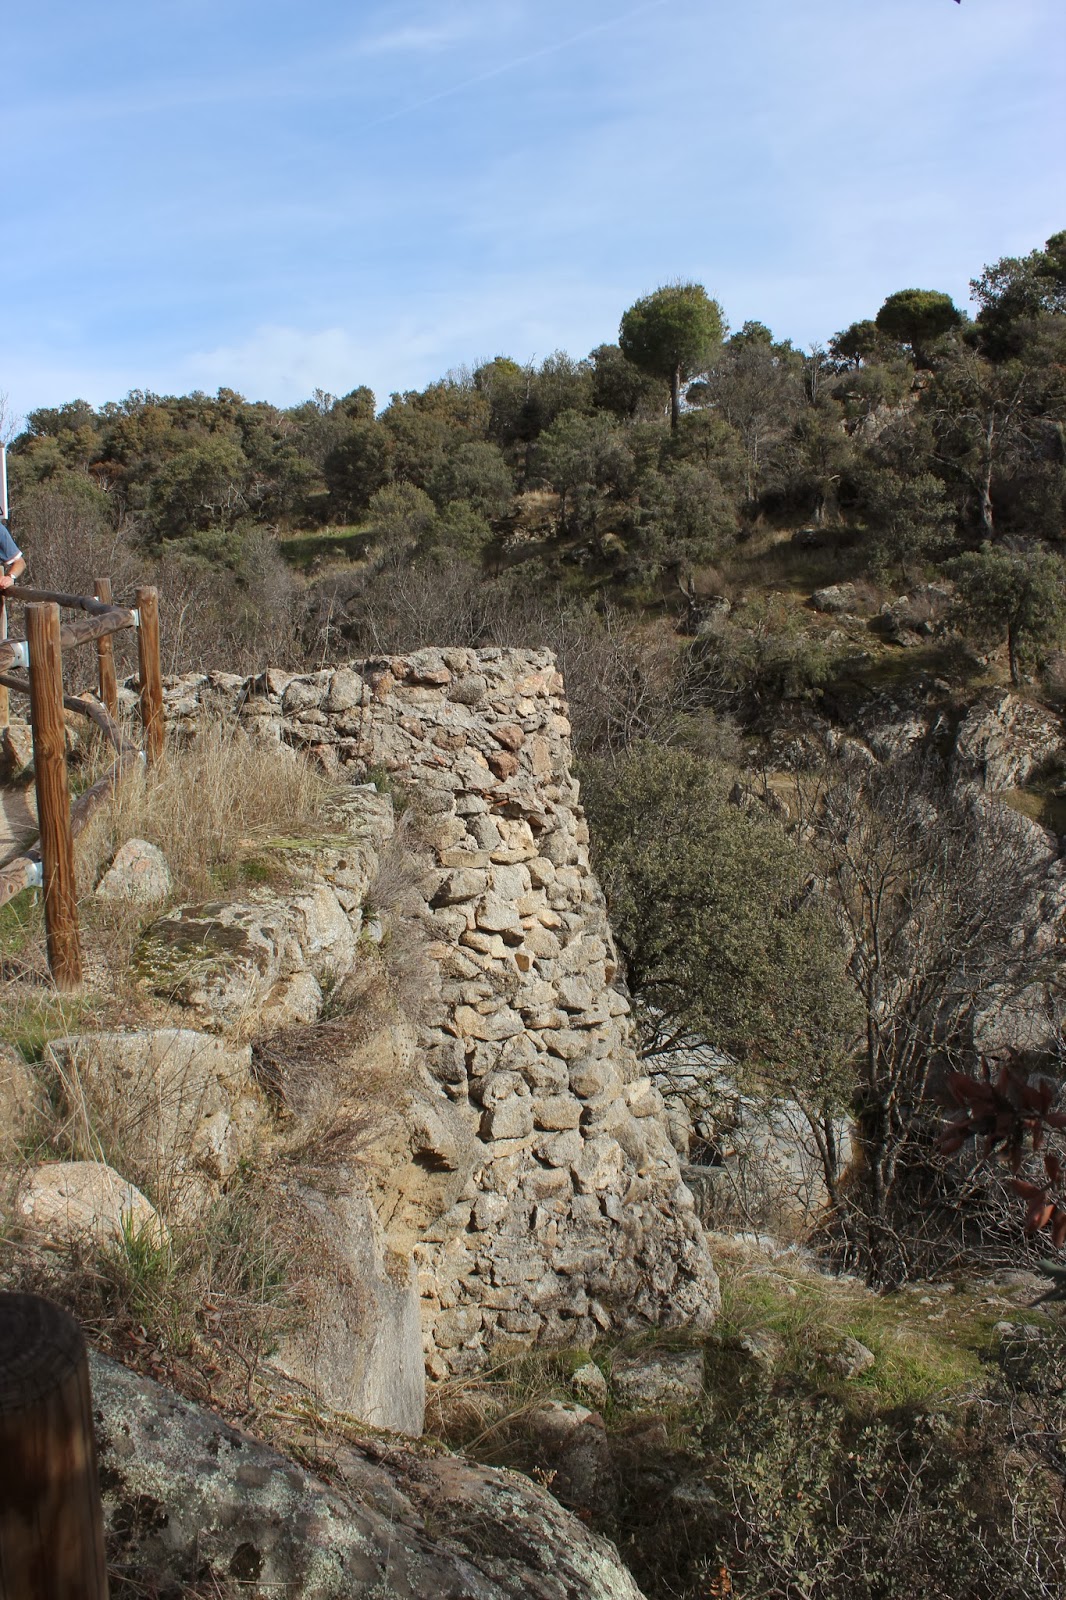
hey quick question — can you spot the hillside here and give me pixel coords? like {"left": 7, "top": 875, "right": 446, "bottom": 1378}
{"left": 1, "top": 226, "right": 1065, "bottom": 1595}
{"left": 0, "top": 645, "right": 1063, "bottom": 1595}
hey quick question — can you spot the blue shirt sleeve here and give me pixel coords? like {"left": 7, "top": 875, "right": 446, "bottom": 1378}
{"left": 0, "top": 522, "right": 22, "bottom": 564}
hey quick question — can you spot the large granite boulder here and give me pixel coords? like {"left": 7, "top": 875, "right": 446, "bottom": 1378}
{"left": 90, "top": 1352, "right": 646, "bottom": 1599}
{"left": 15, "top": 1161, "right": 166, "bottom": 1251}
{"left": 954, "top": 694, "right": 1063, "bottom": 793}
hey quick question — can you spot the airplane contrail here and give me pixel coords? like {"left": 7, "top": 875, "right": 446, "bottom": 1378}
{"left": 359, "top": 0, "right": 671, "bottom": 134}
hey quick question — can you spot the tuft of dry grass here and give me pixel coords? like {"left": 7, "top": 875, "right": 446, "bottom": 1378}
{"left": 80, "top": 722, "right": 347, "bottom": 905}
{"left": 2, "top": 1168, "right": 300, "bottom": 1416}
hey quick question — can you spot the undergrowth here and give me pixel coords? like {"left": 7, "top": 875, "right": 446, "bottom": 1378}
{"left": 428, "top": 1244, "right": 1066, "bottom": 1600}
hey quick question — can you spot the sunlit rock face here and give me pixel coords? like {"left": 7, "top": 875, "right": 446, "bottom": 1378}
{"left": 158, "top": 649, "right": 719, "bottom": 1381}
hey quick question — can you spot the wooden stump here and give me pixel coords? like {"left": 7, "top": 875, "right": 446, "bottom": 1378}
{"left": 0, "top": 1293, "right": 109, "bottom": 1598}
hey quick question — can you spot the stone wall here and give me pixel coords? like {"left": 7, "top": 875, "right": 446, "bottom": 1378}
{"left": 154, "top": 648, "right": 719, "bottom": 1376}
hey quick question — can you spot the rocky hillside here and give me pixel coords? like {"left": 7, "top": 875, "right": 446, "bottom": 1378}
{"left": 1, "top": 647, "right": 723, "bottom": 1596}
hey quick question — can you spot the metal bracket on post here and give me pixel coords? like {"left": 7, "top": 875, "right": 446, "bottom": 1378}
{"left": 10, "top": 641, "right": 29, "bottom": 670}
{"left": 26, "top": 861, "right": 43, "bottom": 889}
{"left": 129, "top": 609, "right": 140, "bottom": 630}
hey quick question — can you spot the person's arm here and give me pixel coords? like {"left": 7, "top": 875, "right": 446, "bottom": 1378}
{"left": 0, "top": 554, "right": 26, "bottom": 590}
{"left": 0, "top": 526, "right": 25, "bottom": 589}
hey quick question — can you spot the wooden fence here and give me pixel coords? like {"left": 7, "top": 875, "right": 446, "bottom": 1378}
{"left": 0, "top": 1292, "right": 110, "bottom": 1598}
{"left": 0, "top": 582, "right": 163, "bottom": 991}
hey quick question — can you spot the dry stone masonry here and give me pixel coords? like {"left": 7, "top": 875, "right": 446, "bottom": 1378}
{"left": 155, "top": 648, "right": 719, "bottom": 1378}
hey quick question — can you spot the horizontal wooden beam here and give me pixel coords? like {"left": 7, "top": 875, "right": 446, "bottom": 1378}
{"left": 7, "top": 585, "right": 118, "bottom": 617}
{"left": 0, "top": 609, "right": 136, "bottom": 675}
{"left": 59, "top": 610, "right": 138, "bottom": 651}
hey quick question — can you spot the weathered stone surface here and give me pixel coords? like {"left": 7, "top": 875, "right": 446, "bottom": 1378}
{"left": 95, "top": 838, "right": 172, "bottom": 906}
{"left": 139, "top": 881, "right": 357, "bottom": 1029}
{"left": 434, "top": 867, "right": 489, "bottom": 905}
{"left": 46, "top": 1030, "right": 261, "bottom": 1215}
{"left": 260, "top": 968, "right": 324, "bottom": 1030}
{"left": 484, "top": 1100, "right": 535, "bottom": 1141}
{"left": 157, "top": 650, "right": 720, "bottom": 1377}
{"left": 612, "top": 1350, "right": 705, "bottom": 1408}
{"left": 0, "top": 719, "right": 34, "bottom": 778}
{"left": 91, "top": 1353, "right": 646, "bottom": 1599}
{"left": 16, "top": 1161, "right": 166, "bottom": 1251}
{"left": 811, "top": 582, "right": 859, "bottom": 615}
{"left": 737, "top": 1330, "right": 785, "bottom": 1371}
{"left": 272, "top": 1175, "right": 427, "bottom": 1436}
{"left": 533, "top": 1094, "right": 583, "bottom": 1131}
{"left": 571, "top": 1360, "right": 609, "bottom": 1407}
{"left": 954, "top": 694, "right": 1063, "bottom": 792}
{"left": 826, "top": 1336, "right": 876, "bottom": 1380}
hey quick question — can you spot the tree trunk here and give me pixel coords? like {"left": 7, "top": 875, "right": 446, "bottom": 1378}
{"left": 670, "top": 367, "right": 682, "bottom": 432}
{"left": 980, "top": 418, "right": 996, "bottom": 536}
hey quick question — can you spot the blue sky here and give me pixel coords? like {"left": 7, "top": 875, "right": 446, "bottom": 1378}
{"left": 4, "top": 0, "right": 1064, "bottom": 426}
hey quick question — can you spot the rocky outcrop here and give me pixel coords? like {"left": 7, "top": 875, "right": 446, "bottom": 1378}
{"left": 95, "top": 837, "right": 172, "bottom": 906}
{"left": 16, "top": 1161, "right": 166, "bottom": 1251}
{"left": 151, "top": 650, "right": 719, "bottom": 1378}
{"left": 46, "top": 1030, "right": 262, "bottom": 1219}
{"left": 811, "top": 582, "right": 859, "bottom": 615}
{"left": 953, "top": 693, "right": 1063, "bottom": 793}
{"left": 91, "top": 1350, "right": 646, "bottom": 1599}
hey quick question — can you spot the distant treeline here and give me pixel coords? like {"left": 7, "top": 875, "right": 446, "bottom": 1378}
{"left": 5, "top": 229, "right": 1064, "bottom": 675}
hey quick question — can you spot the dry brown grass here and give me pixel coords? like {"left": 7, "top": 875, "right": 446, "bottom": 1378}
{"left": 79, "top": 722, "right": 347, "bottom": 904}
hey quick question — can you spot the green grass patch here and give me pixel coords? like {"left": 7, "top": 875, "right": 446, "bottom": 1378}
{"left": 712, "top": 1246, "right": 1062, "bottom": 1409}
{"left": 1004, "top": 786, "right": 1066, "bottom": 835}
{"left": 0, "top": 891, "right": 44, "bottom": 964}
{"left": 278, "top": 525, "right": 373, "bottom": 571}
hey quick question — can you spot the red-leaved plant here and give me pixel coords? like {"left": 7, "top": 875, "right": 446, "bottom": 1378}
{"left": 938, "top": 1061, "right": 1066, "bottom": 1251}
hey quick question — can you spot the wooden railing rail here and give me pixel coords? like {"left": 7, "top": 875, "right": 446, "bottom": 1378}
{"left": 0, "top": 581, "right": 163, "bottom": 988}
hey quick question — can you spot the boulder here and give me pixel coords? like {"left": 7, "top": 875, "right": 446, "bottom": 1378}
{"left": 90, "top": 1351, "right": 645, "bottom": 1599}
{"left": 571, "top": 1360, "right": 609, "bottom": 1407}
{"left": 811, "top": 582, "right": 859, "bottom": 615}
{"left": 95, "top": 838, "right": 172, "bottom": 906}
{"left": 826, "top": 1336, "right": 876, "bottom": 1380}
{"left": 46, "top": 1030, "right": 261, "bottom": 1216}
{"left": 611, "top": 1349, "right": 705, "bottom": 1408}
{"left": 16, "top": 1161, "right": 166, "bottom": 1251}
{"left": 138, "top": 881, "right": 358, "bottom": 1029}
{"left": 954, "top": 695, "right": 1063, "bottom": 793}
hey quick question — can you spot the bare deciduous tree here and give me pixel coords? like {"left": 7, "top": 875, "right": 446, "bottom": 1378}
{"left": 800, "top": 753, "right": 1061, "bottom": 1283}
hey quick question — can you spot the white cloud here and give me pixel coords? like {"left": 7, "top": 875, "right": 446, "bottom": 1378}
{"left": 358, "top": 20, "right": 476, "bottom": 56}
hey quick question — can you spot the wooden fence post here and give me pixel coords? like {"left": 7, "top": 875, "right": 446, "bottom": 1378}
{"left": 27, "top": 602, "right": 82, "bottom": 990}
{"left": 93, "top": 578, "right": 119, "bottom": 720}
{"left": 134, "top": 585, "right": 163, "bottom": 767}
{"left": 0, "top": 1293, "right": 109, "bottom": 1599}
